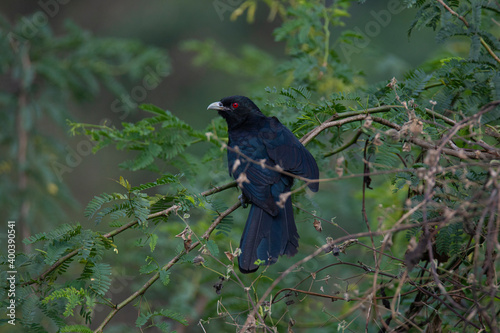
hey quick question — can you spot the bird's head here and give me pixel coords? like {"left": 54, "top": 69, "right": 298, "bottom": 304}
{"left": 207, "top": 95, "right": 262, "bottom": 127}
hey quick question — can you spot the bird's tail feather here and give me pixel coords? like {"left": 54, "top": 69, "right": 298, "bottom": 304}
{"left": 238, "top": 198, "right": 299, "bottom": 274}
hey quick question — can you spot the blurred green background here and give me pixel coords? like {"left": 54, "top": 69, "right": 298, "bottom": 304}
{"left": 0, "top": 0, "right": 437, "bottom": 222}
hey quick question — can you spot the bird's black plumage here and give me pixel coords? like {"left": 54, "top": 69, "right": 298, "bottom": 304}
{"left": 207, "top": 96, "right": 319, "bottom": 273}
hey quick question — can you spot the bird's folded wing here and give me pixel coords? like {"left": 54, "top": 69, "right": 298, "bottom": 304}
{"left": 261, "top": 117, "right": 319, "bottom": 192}
{"left": 228, "top": 148, "right": 281, "bottom": 216}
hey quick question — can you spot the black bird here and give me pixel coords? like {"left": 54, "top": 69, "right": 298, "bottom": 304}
{"left": 207, "top": 96, "right": 319, "bottom": 273}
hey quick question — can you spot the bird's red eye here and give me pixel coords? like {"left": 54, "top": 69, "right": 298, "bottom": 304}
{"left": 232, "top": 102, "right": 239, "bottom": 109}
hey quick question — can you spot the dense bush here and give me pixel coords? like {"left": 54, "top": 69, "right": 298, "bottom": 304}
{"left": 1, "top": 1, "right": 499, "bottom": 332}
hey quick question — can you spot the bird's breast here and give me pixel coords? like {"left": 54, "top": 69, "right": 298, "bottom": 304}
{"left": 229, "top": 135, "right": 268, "bottom": 160}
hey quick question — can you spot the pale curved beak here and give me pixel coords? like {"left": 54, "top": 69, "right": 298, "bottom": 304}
{"left": 207, "top": 101, "right": 224, "bottom": 111}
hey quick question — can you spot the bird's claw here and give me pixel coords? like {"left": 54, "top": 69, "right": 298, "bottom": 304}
{"left": 238, "top": 194, "right": 249, "bottom": 208}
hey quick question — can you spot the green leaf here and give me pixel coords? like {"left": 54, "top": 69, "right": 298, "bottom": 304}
{"left": 61, "top": 325, "right": 93, "bottom": 333}
{"left": 149, "top": 233, "right": 158, "bottom": 252}
{"left": 23, "top": 232, "right": 47, "bottom": 244}
{"left": 157, "top": 308, "right": 188, "bottom": 326}
{"left": 90, "top": 263, "right": 112, "bottom": 296}
{"left": 206, "top": 240, "right": 219, "bottom": 257}
{"left": 84, "top": 193, "right": 128, "bottom": 220}
{"left": 131, "top": 174, "right": 180, "bottom": 192}
{"left": 42, "top": 287, "right": 86, "bottom": 317}
{"left": 136, "top": 309, "right": 188, "bottom": 328}
{"left": 403, "top": 69, "right": 433, "bottom": 97}
{"left": 140, "top": 103, "right": 169, "bottom": 117}
{"left": 44, "top": 243, "right": 71, "bottom": 265}
{"left": 130, "top": 194, "right": 151, "bottom": 225}
{"left": 159, "top": 270, "right": 171, "bottom": 286}
{"left": 118, "top": 176, "right": 131, "bottom": 190}
{"left": 140, "top": 257, "right": 158, "bottom": 275}
{"left": 136, "top": 312, "right": 149, "bottom": 327}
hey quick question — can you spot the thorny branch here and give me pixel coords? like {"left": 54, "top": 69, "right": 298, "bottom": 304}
{"left": 436, "top": 0, "right": 500, "bottom": 64}
{"left": 22, "top": 100, "right": 500, "bottom": 332}
{"left": 20, "top": 182, "right": 238, "bottom": 288}
{"left": 238, "top": 101, "right": 500, "bottom": 332}
{"left": 94, "top": 201, "right": 242, "bottom": 333}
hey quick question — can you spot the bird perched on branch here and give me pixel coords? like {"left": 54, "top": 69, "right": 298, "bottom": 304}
{"left": 207, "top": 96, "right": 319, "bottom": 273}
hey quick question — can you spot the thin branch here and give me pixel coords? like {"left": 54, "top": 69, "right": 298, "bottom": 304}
{"left": 436, "top": 0, "right": 469, "bottom": 27}
{"left": 239, "top": 220, "right": 447, "bottom": 332}
{"left": 324, "top": 129, "right": 363, "bottom": 157}
{"left": 424, "top": 107, "right": 456, "bottom": 126}
{"left": 300, "top": 104, "right": 500, "bottom": 160}
{"left": 301, "top": 105, "right": 401, "bottom": 145}
{"left": 362, "top": 138, "right": 382, "bottom": 331}
{"left": 22, "top": 93, "right": 500, "bottom": 331}
{"left": 370, "top": 114, "right": 500, "bottom": 160}
{"left": 20, "top": 182, "right": 237, "bottom": 287}
{"left": 435, "top": 101, "right": 500, "bottom": 154}
{"left": 436, "top": 0, "right": 500, "bottom": 64}
{"left": 94, "top": 201, "right": 241, "bottom": 332}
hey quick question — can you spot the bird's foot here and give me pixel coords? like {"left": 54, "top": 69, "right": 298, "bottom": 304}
{"left": 238, "top": 194, "right": 249, "bottom": 208}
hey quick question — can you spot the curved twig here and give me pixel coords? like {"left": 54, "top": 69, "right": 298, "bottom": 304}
{"left": 20, "top": 182, "right": 238, "bottom": 288}
{"left": 94, "top": 201, "right": 241, "bottom": 332}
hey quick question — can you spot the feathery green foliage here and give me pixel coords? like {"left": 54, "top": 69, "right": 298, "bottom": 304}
{"left": 3, "top": 1, "right": 500, "bottom": 332}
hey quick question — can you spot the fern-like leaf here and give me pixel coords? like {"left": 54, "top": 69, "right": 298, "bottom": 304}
{"left": 85, "top": 193, "right": 128, "bottom": 220}
{"left": 136, "top": 308, "right": 188, "bottom": 328}
{"left": 159, "top": 270, "right": 171, "bottom": 286}
{"left": 61, "top": 325, "right": 93, "bottom": 333}
{"left": 23, "top": 231, "right": 48, "bottom": 244}
{"left": 212, "top": 200, "right": 234, "bottom": 236}
{"left": 131, "top": 174, "right": 180, "bottom": 192}
{"left": 89, "top": 263, "right": 112, "bottom": 296}
{"left": 130, "top": 193, "right": 150, "bottom": 225}
{"left": 42, "top": 287, "right": 85, "bottom": 317}
{"left": 44, "top": 243, "right": 71, "bottom": 266}
{"left": 404, "top": 69, "right": 433, "bottom": 97}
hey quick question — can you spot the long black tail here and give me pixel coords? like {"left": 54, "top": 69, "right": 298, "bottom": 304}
{"left": 238, "top": 198, "right": 299, "bottom": 274}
